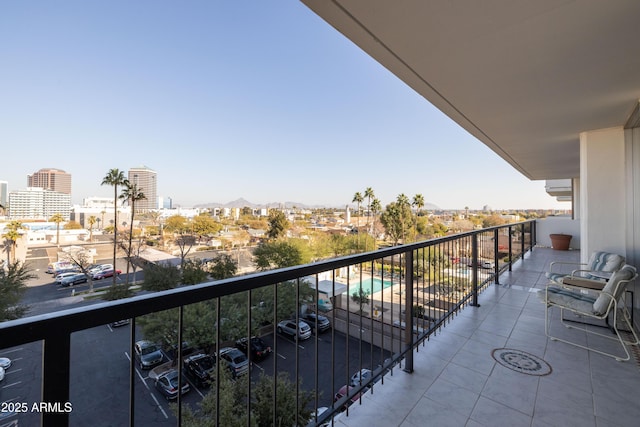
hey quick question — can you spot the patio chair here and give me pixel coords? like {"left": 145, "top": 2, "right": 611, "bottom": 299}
{"left": 546, "top": 251, "right": 625, "bottom": 285}
{"left": 541, "top": 264, "right": 639, "bottom": 361}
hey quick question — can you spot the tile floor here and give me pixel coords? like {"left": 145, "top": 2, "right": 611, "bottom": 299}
{"left": 333, "top": 247, "right": 640, "bottom": 427}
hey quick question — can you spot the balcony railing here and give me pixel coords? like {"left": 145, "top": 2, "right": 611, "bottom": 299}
{"left": 0, "top": 220, "right": 536, "bottom": 426}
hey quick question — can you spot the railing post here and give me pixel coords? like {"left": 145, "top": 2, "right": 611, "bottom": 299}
{"left": 493, "top": 228, "right": 500, "bottom": 284}
{"left": 508, "top": 225, "right": 513, "bottom": 272}
{"left": 521, "top": 223, "right": 526, "bottom": 258}
{"left": 403, "top": 250, "right": 414, "bottom": 373}
{"left": 470, "top": 234, "right": 480, "bottom": 307}
{"left": 42, "top": 333, "right": 71, "bottom": 427}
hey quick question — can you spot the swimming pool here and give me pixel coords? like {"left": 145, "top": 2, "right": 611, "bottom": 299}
{"left": 348, "top": 277, "right": 394, "bottom": 295}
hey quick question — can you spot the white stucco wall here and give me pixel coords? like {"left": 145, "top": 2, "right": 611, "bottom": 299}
{"left": 580, "top": 127, "right": 627, "bottom": 262}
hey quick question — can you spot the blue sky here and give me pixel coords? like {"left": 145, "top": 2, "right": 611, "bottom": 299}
{"left": 0, "top": 1, "right": 567, "bottom": 211}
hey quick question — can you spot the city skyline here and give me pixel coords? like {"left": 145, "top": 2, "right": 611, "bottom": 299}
{"left": 0, "top": 2, "right": 569, "bottom": 211}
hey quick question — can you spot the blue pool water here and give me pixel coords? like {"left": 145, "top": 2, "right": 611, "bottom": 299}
{"left": 349, "top": 277, "right": 394, "bottom": 295}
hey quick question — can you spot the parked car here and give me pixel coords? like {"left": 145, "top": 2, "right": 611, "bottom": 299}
{"left": 235, "top": 337, "right": 272, "bottom": 361}
{"left": 88, "top": 264, "right": 112, "bottom": 275}
{"left": 0, "top": 366, "right": 4, "bottom": 382}
{"left": 93, "top": 268, "right": 122, "bottom": 280}
{"left": 110, "top": 319, "right": 130, "bottom": 328}
{"left": 53, "top": 267, "right": 80, "bottom": 277}
{"left": 301, "top": 312, "right": 331, "bottom": 332}
{"left": 183, "top": 353, "right": 215, "bottom": 387}
{"left": 0, "top": 358, "right": 11, "bottom": 370}
{"left": 334, "top": 385, "right": 363, "bottom": 410}
{"left": 349, "top": 368, "right": 373, "bottom": 387}
{"left": 481, "top": 261, "right": 495, "bottom": 269}
{"left": 218, "top": 347, "right": 249, "bottom": 378}
{"left": 277, "top": 320, "right": 312, "bottom": 340}
{"left": 134, "top": 340, "right": 164, "bottom": 369}
{"left": 59, "top": 273, "right": 88, "bottom": 287}
{"left": 55, "top": 272, "right": 78, "bottom": 284}
{"left": 155, "top": 369, "right": 190, "bottom": 400}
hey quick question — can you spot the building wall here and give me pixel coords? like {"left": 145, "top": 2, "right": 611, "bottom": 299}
{"left": 579, "top": 127, "right": 627, "bottom": 262}
{"left": 128, "top": 166, "right": 157, "bottom": 212}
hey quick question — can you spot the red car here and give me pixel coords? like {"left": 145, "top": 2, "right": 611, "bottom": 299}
{"left": 334, "top": 385, "right": 363, "bottom": 410}
{"left": 93, "top": 268, "right": 122, "bottom": 280}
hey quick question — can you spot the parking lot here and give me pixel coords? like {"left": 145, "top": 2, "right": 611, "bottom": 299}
{"left": 0, "top": 316, "right": 389, "bottom": 425}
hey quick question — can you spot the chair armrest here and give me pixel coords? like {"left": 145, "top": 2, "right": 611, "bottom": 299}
{"left": 562, "top": 277, "right": 606, "bottom": 290}
{"left": 549, "top": 261, "right": 587, "bottom": 273}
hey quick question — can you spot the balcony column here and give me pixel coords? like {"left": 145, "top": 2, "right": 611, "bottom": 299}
{"left": 579, "top": 127, "right": 627, "bottom": 261}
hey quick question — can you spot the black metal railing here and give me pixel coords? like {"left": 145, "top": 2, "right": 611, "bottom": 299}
{"left": 0, "top": 220, "right": 536, "bottom": 427}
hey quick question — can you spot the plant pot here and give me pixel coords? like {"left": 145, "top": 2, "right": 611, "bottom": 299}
{"left": 550, "top": 234, "right": 572, "bottom": 250}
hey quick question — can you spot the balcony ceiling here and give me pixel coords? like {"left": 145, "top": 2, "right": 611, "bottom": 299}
{"left": 302, "top": 0, "right": 640, "bottom": 180}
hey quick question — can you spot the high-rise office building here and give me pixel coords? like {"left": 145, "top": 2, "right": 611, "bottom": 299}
{"left": 27, "top": 168, "right": 72, "bottom": 195}
{"left": 0, "top": 180, "right": 8, "bottom": 209}
{"left": 128, "top": 166, "right": 157, "bottom": 212}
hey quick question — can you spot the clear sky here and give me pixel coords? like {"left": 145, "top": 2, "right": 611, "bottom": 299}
{"left": 0, "top": 1, "right": 568, "bottom": 211}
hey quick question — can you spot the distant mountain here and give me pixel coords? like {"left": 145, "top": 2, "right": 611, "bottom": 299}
{"left": 194, "top": 198, "right": 441, "bottom": 211}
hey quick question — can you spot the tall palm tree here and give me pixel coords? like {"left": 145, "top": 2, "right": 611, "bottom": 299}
{"left": 49, "top": 213, "right": 65, "bottom": 257}
{"left": 120, "top": 181, "right": 146, "bottom": 286}
{"left": 102, "top": 169, "right": 127, "bottom": 287}
{"left": 352, "top": 192, "right": 363, "bottom": 249}
{"left": 2, "top": 221, "right": 25, "bottom": 264}
{"left": 87, "top": 216, "right": 97, "bottom": 242}
{"left": 100, "top": 210, "right": 106, "bottom": 230}
{"left": 364, "top": 187, "right": 375, "bottom": 249}
{"left": 412, "top": 194, "right": 425, "bottom": 241}
{"left": 370, "top": 197, "right": 382, "bottom": 250}
{"left": 396, "top": 193, "right": 411, "bottom": 243}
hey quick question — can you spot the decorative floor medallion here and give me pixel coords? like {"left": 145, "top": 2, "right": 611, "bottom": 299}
{"left": 491, "top": 348, "right": 552, "bottom": 376}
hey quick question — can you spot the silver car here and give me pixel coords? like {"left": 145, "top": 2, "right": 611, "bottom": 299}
{"left": 277, "top": 320, "right": 312, "bottom": 340}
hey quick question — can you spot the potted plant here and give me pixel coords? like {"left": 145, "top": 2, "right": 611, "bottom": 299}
{"left": 549, "top": 233, "right": 572, "bottom": 250}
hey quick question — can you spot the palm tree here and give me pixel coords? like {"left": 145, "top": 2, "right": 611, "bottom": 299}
{"left": 102, "top": 169, "right": 127, "bottom": 287}
{"left": 396, "top": 193, "right": 411, "bottom": 243}
{"left": 87, "top": 216, "right": 97, "bottom": 242}
{"left": 412, "top": 194, "right": 425, "bottom": 241}
{"left": 370, "top": 197, "right": 382, "bottom": 250}
{"left": 49, "top": 213, "right": 65, "bottom": 256}
{"left": 2, "top": 221, "right": 25, "bottom": 264}
{"left": 120, "top": 181, "right": 146, "bottom": 286}
{"left": 364, "top": 187, "right": 375, "bottom": 249}
{"left": 100, "top": 210, "right": 106, "bottom": 230}
{"left": 352, "top": 192, "right": 363, "bottom": 249}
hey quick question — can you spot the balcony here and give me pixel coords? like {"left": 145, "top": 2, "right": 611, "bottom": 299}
{"left": 334, "top": 246, "right": 640, "bottom": 427}
{"left": 1, "top": 220, "right": 638, "bottom": 426}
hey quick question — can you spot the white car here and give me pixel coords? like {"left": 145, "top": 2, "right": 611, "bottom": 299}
{"left": 55, "top": 272, "right": 78, "bottom": 284}
{"left": 0, "top": 357, "right": 12, "bottom": 370}
{"left": 0, "top": 366, "right": 4, "bottom": 382}
{"left": 349, "top": 368, "right": 373, "bottom": 387}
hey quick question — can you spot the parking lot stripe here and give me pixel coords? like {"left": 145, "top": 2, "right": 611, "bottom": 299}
{"left": 149, "top": 392, "right": 168, "bottom": 419}
{"left": 0, "top": 348, "right": 23, "bottom": 355}
{"left": 1, "top": 382, "right": 21, "bottom": 389}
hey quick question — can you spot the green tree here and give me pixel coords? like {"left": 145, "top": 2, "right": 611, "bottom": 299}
{"left": 380, "top": 197, "right": 414, "bottom": 245}
{"left": 253, "top": 241, "right": 307, "bottom": 270}
{"left": 266, "top": 210, "right": 289, "bottom": 240}
{"left": 192, "top": 214, "right": 222, "bottom": 242}
{"left": 64, "top": 248, "right": 97, "bottom": 293}
{"left": 49, "top": 213, "right": 65, "bottom": 250}
{"left": 102, "top": 168, "right": 127, "bottom": 287}
{"left": 63, "top": 220, "right": 82, "bottom": 230}
{"left": 181, "top": 259, "right": 209, "bottom": 285}
{"left": 164, "top": 215, "right": 189, "bottom": 233}
{"left": 370, "top": 197, "right": 382, "bottom": 249}
{"left": 0, "top": 261, "right": 35, "bottom": 320}
{"left": 142, "top": 263, "right": 181, "bottom": 291}
{"left": 351, "top": 287, "right": 371, "bottom": 314}
{"left": 208, "top": 254, "right": 238, "bottom": 280}
{"left": 120, "top": 181, "right": 146, "bottom": 286}
{"left": 253, "top": 372, "right": 314, "bottom": 427}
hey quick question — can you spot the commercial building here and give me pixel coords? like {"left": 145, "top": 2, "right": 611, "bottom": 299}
{"left": 27, "top": 168, "right": 72, "bottom": 195}
{"left": 127, "top": 165, "right": 157, "bottom": 212}
{"left": 8, "top": 187, "right": 71, "bottom": 220}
